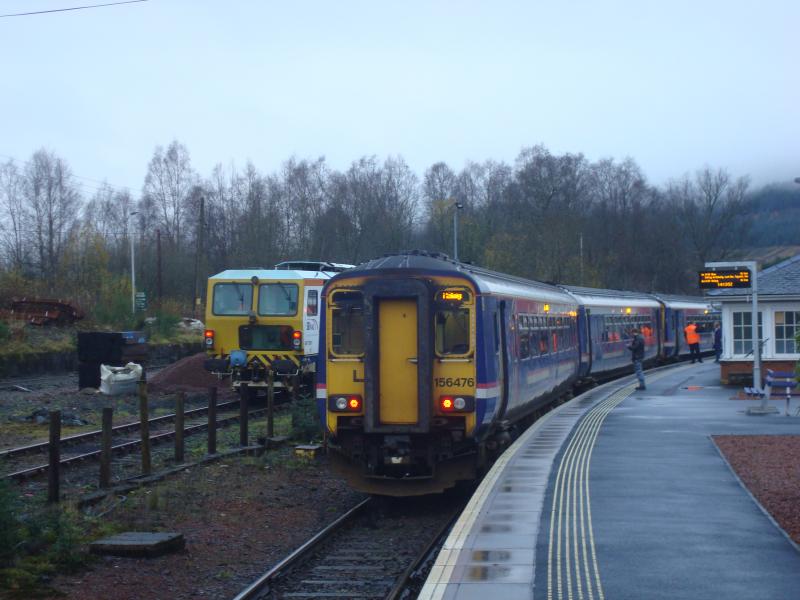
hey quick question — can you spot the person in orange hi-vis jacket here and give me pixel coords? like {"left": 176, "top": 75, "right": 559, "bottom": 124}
{"left": 684, "top": 322, "right": 702, "bottom": 364}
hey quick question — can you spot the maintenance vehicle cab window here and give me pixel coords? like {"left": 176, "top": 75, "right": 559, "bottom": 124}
{"left": 212, "top": 283, "right": 252, "bottom": 316}
{"left": 259, "top": 283, "right": 298, "bottom": 316}
{"left": 331, "top": 291, "right": 365, "bottom": 356}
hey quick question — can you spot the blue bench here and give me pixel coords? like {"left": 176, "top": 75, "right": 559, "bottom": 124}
{"left": 765, "top": 370, "right": 799, "bottom": 416}
{"left": 743, "top": 386, "right": 765, "bottom": 401}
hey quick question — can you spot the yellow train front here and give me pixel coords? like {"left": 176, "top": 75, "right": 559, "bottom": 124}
{"left": 204, "top": 262, "right": 350, "bottom": 391}
{"left": 317, "top": 252, "right": 581, "bottom": 496}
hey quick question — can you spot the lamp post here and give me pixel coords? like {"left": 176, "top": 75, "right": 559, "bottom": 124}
{"left": 130, "top": 211, "right": 139, "bottom": 315}
{"left": 452, "top": 201, "right": 463, "bottom": 262}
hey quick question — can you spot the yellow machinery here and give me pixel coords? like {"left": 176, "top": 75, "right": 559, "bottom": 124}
{"left": 204, "top": 261, "right": 351, "bottom": 391}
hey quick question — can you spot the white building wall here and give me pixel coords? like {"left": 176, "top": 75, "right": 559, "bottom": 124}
{"left": 720, "top": 301, "right": 800, "bottom": 361}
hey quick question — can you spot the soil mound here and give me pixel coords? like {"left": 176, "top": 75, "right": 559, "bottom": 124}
{"left": 148, "top": 353, "right": 231, "bottom": 395}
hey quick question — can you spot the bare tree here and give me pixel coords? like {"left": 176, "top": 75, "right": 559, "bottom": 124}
{"left": 23, "top": 149, "right": 81, "bottom": 286}
{"left": 142, "top": 140, "right": 196, "bottom": 249}
{"left": 668, "top": 167, "right": 750, "bottom": 266}
{"left": 0, "top": 159, "right": 28, "bottom": 271}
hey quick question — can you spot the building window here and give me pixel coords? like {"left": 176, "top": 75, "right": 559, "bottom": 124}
{"left": 775, "top": 311, "right": 799, "bottom": 354}
{"left": 732, "top": 311, "right": 763, "bottom": 355}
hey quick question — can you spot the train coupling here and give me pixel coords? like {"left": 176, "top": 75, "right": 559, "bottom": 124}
{"left": 381, "top": 435, "right": 413, "bottom": 465}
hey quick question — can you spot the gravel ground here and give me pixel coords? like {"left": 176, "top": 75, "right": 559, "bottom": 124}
{"left": 43, "top": 451, "right": 366, "bottom": 600}
{"left": 714, "top": 435, "right": 800, "bottom": 545}
{"left": 0, "top": 354, "right": 235, "bottom": 452}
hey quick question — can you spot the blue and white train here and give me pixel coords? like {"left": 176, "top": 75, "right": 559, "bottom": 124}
{"left": 317, "top": 252, "right": 714, "bottom": 495}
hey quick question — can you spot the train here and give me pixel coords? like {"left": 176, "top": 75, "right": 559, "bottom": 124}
{"left": 316, "top": 252, "right": 716, "bottom": 496}
{"left": 203, "top": 260, "right": 353, "bottom": 393}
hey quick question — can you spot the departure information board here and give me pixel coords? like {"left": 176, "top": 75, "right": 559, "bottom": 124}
{"left": 698, "top": 268, "right": 752, "bottom": 289}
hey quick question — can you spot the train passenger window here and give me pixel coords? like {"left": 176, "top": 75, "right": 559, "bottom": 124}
{"left": 259, "top": 283, "right": 299, "bottom": 316}
{"left": 539, "top": 332, "right": 549, "bottom": 355}
{"left": 435, "top": 308, "right": 470, "bottom": 356}
{"left": 331, "top": 291, "right": 364, "bottom": 356}
{"left": 212, "top": 283, "right": 253, "bottom": 315}
{"left": 306, "top": 290, "right": 318, "bottom": 316}
{"left": 519, "top": 334, "right": 530, "bottom": 359}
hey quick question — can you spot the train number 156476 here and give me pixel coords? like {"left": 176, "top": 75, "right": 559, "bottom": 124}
{"left": 434, "top": 377, "right": 475, "bottom": 388}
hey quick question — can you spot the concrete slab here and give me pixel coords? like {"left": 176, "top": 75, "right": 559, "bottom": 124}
{"left": 90, "top": 531, "right": 185, "bottom": 558}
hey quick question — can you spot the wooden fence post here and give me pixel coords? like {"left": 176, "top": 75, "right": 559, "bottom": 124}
{"left": 175, "top": 391, "right": 185, "bottom": 463}
{"left": 100, "top": 407, "right": 113, "bottom": 488}
{"left": 47, "top": 411, "right": 61, "bottom": 503}
{"left": 139, "top": 378, "right": 151, "bottom": 476}
{"left": 267, "top": 371, "right": 275, "bottom": 438}
{"left": 239, "top": 383, "right": 249, "bottom": 446}
{"left": 208, "top": 386, "right": 217, "bottom": 455}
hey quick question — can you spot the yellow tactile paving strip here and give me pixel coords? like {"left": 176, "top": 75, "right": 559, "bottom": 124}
{"left": 420, "top": 365, "right": 692, "bottom": 600}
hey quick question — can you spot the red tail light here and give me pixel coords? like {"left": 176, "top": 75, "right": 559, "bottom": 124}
{"left": 292, "top": 330, "right": 302, "bottom": 349}
{"left": 439, "top": 395, "right": 475, "bottom": 412}
{"left": 204, "top": 329, "right": 214, "bottom": 348}
{"left": 329, "top": 395, "right": 362, "bottom": 412}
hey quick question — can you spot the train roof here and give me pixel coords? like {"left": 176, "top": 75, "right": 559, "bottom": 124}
{"left": 330, "top": 252, "right": 577, "bottom": 305}
{"left": 209, "top": 269, "right": 337, "bottom": 281}
{"left": 649, "top": 293, "right": 714, "bottom": 311}
{"left": 559, "top": 285, "right": 662, "bottom": 308}
{"left": 274, "top": 260, "right": 354, "bottom": 272}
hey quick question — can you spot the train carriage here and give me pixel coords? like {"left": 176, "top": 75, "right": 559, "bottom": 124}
{"left": 204, "top": 261, "right": 351, "bottom": 391}
{"left": 560, "top": 286, "right": 662, "bottom": 379}
{"left": 318, "top": 252, "right": 579, "bottom": 496}
{"left": 653, "top": 294, "right": 718, "bottom": 358}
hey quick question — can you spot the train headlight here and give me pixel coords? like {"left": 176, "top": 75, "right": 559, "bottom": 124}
{"left": 439, "top": 395, "right": 475, "bottom": 412}
{"left": 329, "top": 395, "right": 362, "bottom": 412}
{"left": 292, "top": 330, "right": 302, "bottom": 349}
{"left": 204, "top": 329, "right": 214, "bottom": 348}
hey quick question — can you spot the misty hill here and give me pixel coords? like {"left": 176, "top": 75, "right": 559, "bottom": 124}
{"left": 741, "top": 185, "right": 800, "bottom": 250}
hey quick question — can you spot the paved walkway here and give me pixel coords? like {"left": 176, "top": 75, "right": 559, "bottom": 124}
{"left": 420, "top": 362, "right": 800, "bottom": 599}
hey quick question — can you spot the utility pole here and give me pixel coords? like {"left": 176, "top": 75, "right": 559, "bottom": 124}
{"left": 452, "top": 200, "right": 463, "bottom": 262}
{"left": 193, "top": 196, "right": 205, "bottom": 318}
{"left": 156, "top": 228, "right": 162, "bottom": 310}
{"left": 130, "top": 211, "right": 138, "bottom": 314}
{"left": 579, "top": 233, "right": 584, "bottom": 286}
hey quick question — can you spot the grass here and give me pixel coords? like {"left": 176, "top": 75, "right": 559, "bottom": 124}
{"left": 0, "top": 485, "right": 96, "bottom": 598}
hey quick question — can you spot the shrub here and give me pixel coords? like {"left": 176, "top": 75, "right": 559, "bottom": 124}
{"left": 0, "top": 321, "right": 9, "bottom": 342}
{"left": 0, "top": 478, "right": 20, "bottom": 567}
{"left": 145, "top": 311, "right": 181, "bottom": 341}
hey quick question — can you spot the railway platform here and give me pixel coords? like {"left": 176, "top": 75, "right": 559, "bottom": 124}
{"left": 420, "top": 362, "right": 800, "bottom": 599}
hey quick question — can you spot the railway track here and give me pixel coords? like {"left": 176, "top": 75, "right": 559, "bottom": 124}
{"left": 0, "top": 399, "right": 243, "bottom": 461}
{"left": 234, "top": 493, "right": 467, "bottom": 600}
{"left": 0, "top": 401, "right": 283, "bottom": 482}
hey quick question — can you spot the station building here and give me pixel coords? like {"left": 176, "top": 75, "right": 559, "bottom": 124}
{"left": 706, "top": 254, "right": 800, "bottom": 384}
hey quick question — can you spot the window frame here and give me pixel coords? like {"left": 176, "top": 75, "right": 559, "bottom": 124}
{"left": 258, "top": 282, "right": 299, "bottom": 317}
{"left": 211, "top": 282, "right": 253, "bottom": 316}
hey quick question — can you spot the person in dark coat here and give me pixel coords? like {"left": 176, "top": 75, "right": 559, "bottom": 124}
{"left": 628, "top": 327, "right": 646, "bottom": 390}
{"left": 713, "top": 322, "right": 722, "bottom": 362}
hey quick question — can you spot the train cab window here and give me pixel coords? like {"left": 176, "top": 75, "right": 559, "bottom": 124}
{"left": 212, "top": 283, "right": 253, "bottom": 316}
{"left": 258, "top": 283, "right": 299, "bottom": 316}
{"left": 306, "top": 290, "right": 318, "bottom": 316}
{"left": 331, "top": 291, "right": 365, "bottom": 356}
{"left": 435, "top": 308, "right": 470, "bottom": 356}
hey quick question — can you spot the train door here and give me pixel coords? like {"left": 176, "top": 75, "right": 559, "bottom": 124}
{"left": 580, "top": 307, "right": 592, "bottom": 376}
{"left": 362, "top": 279, "right": 432, "bottom": 434}
{"left": 377, "top": 299, "right": 419, "bottom": 424}
{"left": 303, "top": 286, "right": 321, "bottom": 355}
{"left": 496, "top": 301, "right": 509, "bottom": 419}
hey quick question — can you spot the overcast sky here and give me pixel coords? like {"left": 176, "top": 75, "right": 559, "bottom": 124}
{"left": 2, "top": 0, "right": 798, "bottom": 198}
